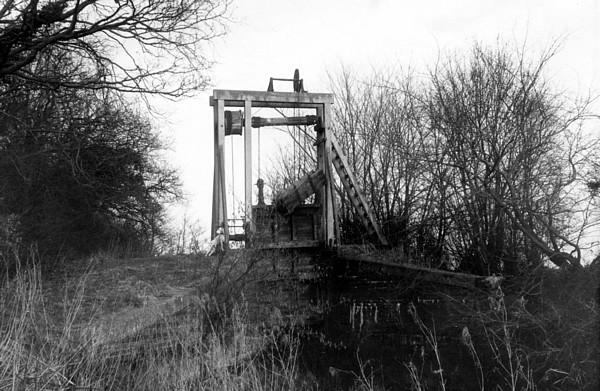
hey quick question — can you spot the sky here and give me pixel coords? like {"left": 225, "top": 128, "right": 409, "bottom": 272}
{"left": 156, "top": 0, "right": 600, "bottom": 252}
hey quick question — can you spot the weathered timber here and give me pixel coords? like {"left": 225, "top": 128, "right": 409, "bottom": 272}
{"left": 336, "top": 246, "right": 499, "bottom": 290}
{"left": 252, "top": 204, "right": 321, "bottom": 245}
{"left": 253, "top": 240, "right": 321, "bottom": 249}
{"left": 212, "top": 74, "right": 385, "bottom": 248}
{"left": 316, "top": 105, "right": 336, "bottom": 246}
{"left": 229, "top": 233, "right": 246, "bottom": 242}
{"left": 211, "top": 82, "right": 337, "bottom": 248}
{"left": 244, "top": 100, "right": 253, "bottom": 235}
{"left": 210, "top": 90, "right": 333, "bottom": 108}
{"left": 274, "top": 169, "right": 326, "bottom": 215}
{"left": 330, "top": 135, "right": 388, "bottom": 246}
{"left": 323, "top": 103, "right": 338, "bottom": 245}
{"left": 211, "top": 99, "right": 228, "bottom": 240}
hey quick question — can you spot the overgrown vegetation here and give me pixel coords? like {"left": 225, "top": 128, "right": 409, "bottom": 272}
{"left": 0, "top": 69, "right": 180, "bottom": 261}
{"left": 1, "top": 4, "right": 597, "bottom": 389}
{"left": 1, "top": 250, "right": 597, "bottom": 390}
{"left": 327, "top": 42, "right": 599, "bottom": 274}
{"left": 0, "top": 254, "right": 308, "bottom": 390}
{"left": 0, "top": 1, "right": 230, "bottom": 266}
{"left": 400, "top": 262, "right": 599, "bottom": 391}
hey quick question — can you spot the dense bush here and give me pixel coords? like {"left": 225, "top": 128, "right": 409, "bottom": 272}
{"left": 0, "top": 61, "right": 180, "bottom": 261}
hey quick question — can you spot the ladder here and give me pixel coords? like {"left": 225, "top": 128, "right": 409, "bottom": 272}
{"left": 330, "top": 135, "right": 389, "bottom": 246}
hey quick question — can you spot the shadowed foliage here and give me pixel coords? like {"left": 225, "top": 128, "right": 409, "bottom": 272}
{"left": 0, "top": 55, "right": 180, "bottom": 260}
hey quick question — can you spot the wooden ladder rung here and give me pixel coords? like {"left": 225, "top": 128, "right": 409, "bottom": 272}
{"left": 330, "top": 136, "right": 388, "bottom": 246}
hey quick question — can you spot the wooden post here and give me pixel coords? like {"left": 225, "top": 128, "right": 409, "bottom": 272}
{"left": 316, "top": 105, "right": 335, "bottom": 246}
{"left": 322, "top": 103, "right": 336, "bottom": 246}
{"left": 324, "top": 102, "right": 340, "bottom": 246}
{"left": 211, "top": 104, "right": 220, "bottom": 239}
{"left": 315, "top": 105, "right": 325, "bottom": 243}
{"left": 213, "top": 99, "right": 228, "bottom": 242}
{"left": 244, "top": 99, "right": 253, "bottom": 244}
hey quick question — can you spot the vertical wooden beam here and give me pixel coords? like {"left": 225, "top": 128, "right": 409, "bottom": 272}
{"left": 244, "top": 100, "right": 253, "bottom": 239}
{"left": 316, "top": 105, "right": 335, "bottom": 246}
{"left": 315, "top": 106, "right": 326, "bottom": 244}
{"left": 322, "top": 103, "right": 336, "bottom": 246}
{"left": 216, "top": 99, "right": 229, "bottom": 243}
{"left": 211, "top": 104, "right": 220, "bottom": 239}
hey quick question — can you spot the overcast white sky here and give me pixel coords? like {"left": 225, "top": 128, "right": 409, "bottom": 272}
{"left": 157, "top": 0, "right": 600, "bottom": 251}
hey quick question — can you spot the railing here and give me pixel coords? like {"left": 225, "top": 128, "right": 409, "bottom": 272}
{"left": 227, "top": 218, "right": 246, "bottom": 241}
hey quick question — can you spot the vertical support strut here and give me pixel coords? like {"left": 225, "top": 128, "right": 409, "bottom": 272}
{"left": 325, "top": 102, "right": 341, "bottom": 246}
{"left": 244, "top": 99, "right": 253, "bottom": 244}
{"left": 211, "top": 105, "right": 220, "bottom": 238}
{"left": 315, "top": 105, "right": 325, "bottom": 243}
{"left": 211, "top": 99, "right": 229, "bottom": 242}
{"left": 316, "top": 104, "right": 336, "bottom": 247}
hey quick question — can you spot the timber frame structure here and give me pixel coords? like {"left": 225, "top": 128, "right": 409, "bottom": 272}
{"left": 210, "top": 72, "right": 387, "bottom": 249}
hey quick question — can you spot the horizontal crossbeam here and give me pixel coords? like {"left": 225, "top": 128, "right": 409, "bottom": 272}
{"left": 210, "top": 89, "right": 334, "bottom": 109}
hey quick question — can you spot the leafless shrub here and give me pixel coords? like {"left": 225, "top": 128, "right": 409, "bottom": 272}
{"left": 329, "top": 41, "right": 599, "bottom": 272}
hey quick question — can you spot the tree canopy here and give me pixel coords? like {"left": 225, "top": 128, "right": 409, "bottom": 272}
{"left": 0, "top": 0, "right": 228, "bottom": 96}
{"left": 0, "top": 1, "right": 229, "bottom": 264}
{"left": 0, "top": 49, "right": 181, "bottom": 260}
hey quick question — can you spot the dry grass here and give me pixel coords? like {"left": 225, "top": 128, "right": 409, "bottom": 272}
{"left": 0, "top": 254, "right": 311, "bottom": 390}
{"left": 403, "top": 264, "right": 599, "bottom": 391}
{"left": 7, "top": 250, "right": 593, "bottom": 390}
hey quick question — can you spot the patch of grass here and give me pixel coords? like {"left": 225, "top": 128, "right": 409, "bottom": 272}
{"left": 0, "top": 253, "right": 312, "bottom": 390}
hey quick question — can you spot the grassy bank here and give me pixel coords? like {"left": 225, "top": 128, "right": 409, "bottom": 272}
{"left": 0, "top": 254, "right": 310, "bottom": 390}
{"left": 1, "top": 253, "right": 598, "bottom": 390}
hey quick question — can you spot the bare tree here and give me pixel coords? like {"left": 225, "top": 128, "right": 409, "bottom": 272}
{"left": 425, "top": 42, "right": 597, "bottom": 270}
{"left": 329, "top": 42, "right": 598, "bottom": 272}
{"left": 329, "top": 69, "right": 430, "bottom": 249}
{"left": 0, "top": 0, "right": 229, "bottom": 96}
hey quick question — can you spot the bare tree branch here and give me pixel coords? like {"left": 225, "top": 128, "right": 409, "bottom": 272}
{"left": 0, "top": 0, "right": 230, "bottom": 96}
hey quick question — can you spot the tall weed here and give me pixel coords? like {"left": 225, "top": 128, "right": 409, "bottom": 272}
{"left": 0, "top": 258, "right": 306, "bottom": 390}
